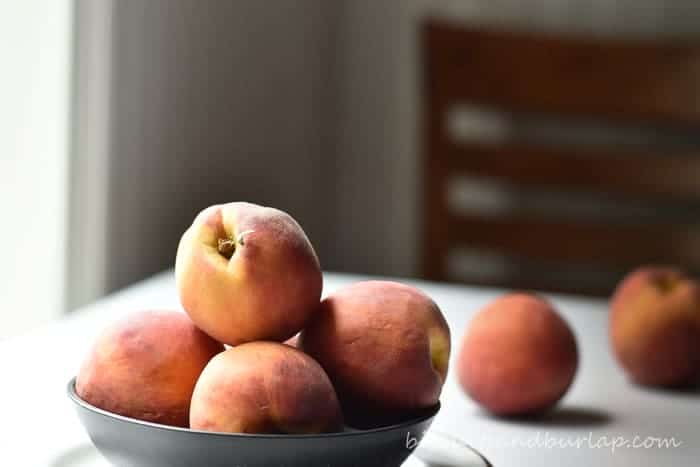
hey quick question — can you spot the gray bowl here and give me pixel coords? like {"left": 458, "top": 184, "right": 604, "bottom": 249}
{"left": 68, "top": 378, "right": 438, "bottom": 467}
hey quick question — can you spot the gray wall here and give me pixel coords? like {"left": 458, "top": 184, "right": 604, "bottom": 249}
{"left": 70, "top": 0, "right": 700, "bottom": 306}
{"left": 103, "top": 0, "right": 331, "bottom": 291}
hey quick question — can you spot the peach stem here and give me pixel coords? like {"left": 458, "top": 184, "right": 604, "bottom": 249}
{"left": 217, "top": 238, "right": 236, "bottom": 259}
{"left": 217, "top": 230, "right": 255, "bottom": 259}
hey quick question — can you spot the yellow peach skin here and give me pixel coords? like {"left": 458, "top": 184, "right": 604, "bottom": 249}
{"left": 299, "top": 281, "right": 450, "bottom": 423}
{"left": 76, "top": 310, "right": 224, "bottom": 427}
{"left": 190, "top": 342, "right": 343, "bottom": 434}
{"left": 175, "top": 202, "right": 323, "bottom": 345}
{"left": 610, "top": 266, "right": 700, "bottom": 387}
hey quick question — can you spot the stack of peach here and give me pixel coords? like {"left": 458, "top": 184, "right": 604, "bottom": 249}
{"left": 76, "top": 202, "right": 451, "bottom": 433}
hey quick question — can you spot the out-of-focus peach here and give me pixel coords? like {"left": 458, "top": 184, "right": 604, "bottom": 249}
{"left": 458, "top": 293, "right": 578, "bottom": 416}
{"left": 610, "top": 266, "right": 700, "bottom": 387}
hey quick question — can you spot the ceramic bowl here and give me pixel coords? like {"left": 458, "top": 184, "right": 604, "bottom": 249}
{"left": 68, "top": 378, "right": 439, "bottom": 467}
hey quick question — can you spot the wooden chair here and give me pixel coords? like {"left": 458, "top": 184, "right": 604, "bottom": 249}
{"left": 422, "top": 20, "right": 700, "bottom": 296}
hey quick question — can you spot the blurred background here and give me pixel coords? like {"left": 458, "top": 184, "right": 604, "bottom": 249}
{"left": 2, "top": 0, "right": 700, "bottom": 340}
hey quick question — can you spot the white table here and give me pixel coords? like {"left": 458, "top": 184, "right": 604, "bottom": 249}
{"left": 1, "top": 271, "right": 697, "bottom": 466}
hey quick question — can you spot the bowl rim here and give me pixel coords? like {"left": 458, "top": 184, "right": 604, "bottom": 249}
{"left": 67, "top": 377, "right": 440, "bottom": 439}
{"left": 421, "top": 430, "right": 494, "bottom": 467}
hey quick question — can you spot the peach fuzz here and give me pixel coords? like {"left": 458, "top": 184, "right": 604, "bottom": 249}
{"left": 175, "top": 202, "right": 322, "bottom": 345}
{"left": 299, "top": 281, "right": 450, "bottom": 417}
{"left": 76, "top": 310, "right": 224, "bottom": 427}
{"left": 190, "top": 342, "right": 343, "bottom": 434}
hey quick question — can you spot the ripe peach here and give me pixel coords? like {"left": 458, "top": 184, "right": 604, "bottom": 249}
{"left": 190, "top": 342, "right": 343, "bottom": 434}
{"left": 76, "top": 310, "right": 224, "bottom": 427}
{"left": 610, "top": 266, "right": 700, "bottom": 387}
{"left": 299, "top": 281, "right": 450, "bottom": 422}
{"left": 458, "top": 293, "right": 578, "bottom": 416}
{"left": 175, "top": 202, "right": 323, "bottom": 345}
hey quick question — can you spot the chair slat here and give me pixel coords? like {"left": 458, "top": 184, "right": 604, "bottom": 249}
{"left": 445, "top": 142, "right": 700, "bottom": 199}
{"left": 449, "top": 214, "right": 700, "bottom": 269}
{"left": 426, "top": 21, "right": 700, "bottom": 125}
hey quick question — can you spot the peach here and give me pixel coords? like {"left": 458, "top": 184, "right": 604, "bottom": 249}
{"left": 610, "top": 266, "right": 700, "bottom": 387}
{"left": 76, "top": 310, "right": 224, "bottom": 427}
{"left": 458, "top": 293, "right": 578, "bottom": 416}
{"left": 299, "top": 281, "right": 450, "bottom": 422}
{"left": 175, "top": 202, "right": 323, "bottom": 345}
{"left": 190, "top": 342, "right": 343, "bottom": 434}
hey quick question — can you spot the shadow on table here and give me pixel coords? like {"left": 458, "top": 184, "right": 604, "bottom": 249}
{"left": 478, "top": 406, "right": 613, "bottom": 428}
{"left": 634, "top": 379, "right": 700, "bottom": 399}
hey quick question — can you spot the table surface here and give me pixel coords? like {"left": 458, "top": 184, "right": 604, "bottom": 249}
{"left": 1, "top": 271, "right": 697, "bottom": 466}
